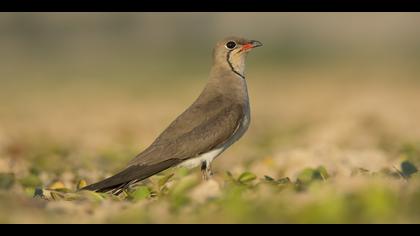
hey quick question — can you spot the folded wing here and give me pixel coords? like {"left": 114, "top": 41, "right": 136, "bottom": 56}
{"left": 82, "top": 103, "right": 244, "bottom": 193}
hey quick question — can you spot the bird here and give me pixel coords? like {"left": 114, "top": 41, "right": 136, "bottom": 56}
{"left": 82, "top": 36, "right": 262, "bottom": 195}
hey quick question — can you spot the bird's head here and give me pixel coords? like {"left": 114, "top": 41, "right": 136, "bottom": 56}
{"left": 212, "top": 36, "right": 263, "bottom": 79}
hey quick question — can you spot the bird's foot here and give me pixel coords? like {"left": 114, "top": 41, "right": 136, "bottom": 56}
{"left": 201, "top": 170, "right": 208, "bottom": 181}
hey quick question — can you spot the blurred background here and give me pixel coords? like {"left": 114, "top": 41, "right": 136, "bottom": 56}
{"left": 1, "top": 13, "right": 420, "bottom": 223}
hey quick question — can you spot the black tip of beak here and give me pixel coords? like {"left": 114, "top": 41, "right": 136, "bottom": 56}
{"left": 251, "top": 40, "right": 263, "bottom": 48}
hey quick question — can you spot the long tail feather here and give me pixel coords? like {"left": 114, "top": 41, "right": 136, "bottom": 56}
{"left": 81, "top": 159, "right": 181, "bottom": 194}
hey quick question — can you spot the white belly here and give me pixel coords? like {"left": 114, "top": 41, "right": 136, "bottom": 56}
{"left": 177, "top": 148, "right": 224, "bottom": 169}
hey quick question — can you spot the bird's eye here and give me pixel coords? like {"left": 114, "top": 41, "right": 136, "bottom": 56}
{"left": 225, "top": 41, "right": 237, "bottom": 49}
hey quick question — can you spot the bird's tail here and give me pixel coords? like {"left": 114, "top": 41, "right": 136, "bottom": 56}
{"left": 81, "top": 159, "right": 181, "bottom": 195}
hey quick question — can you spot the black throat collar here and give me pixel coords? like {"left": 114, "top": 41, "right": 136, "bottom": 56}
{"left": 226, "top": 50, "right": 245, "bottom": 79}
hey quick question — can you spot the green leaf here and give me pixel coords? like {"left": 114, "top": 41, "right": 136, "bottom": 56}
{"left": 297, "top": 168, "right": 316, "bottom": 184}
{"left": 264, "top": 175, "right": 276, "bottom": 182}
{"left": 0, "top": 173, "right": 15, "bottom": 189}
{"left": 297, "top": 166, "right": 329, "bottom": 185}
{"left": 19, "top": 175, "right": 42, "bottom": 188}
{"left": 79, "top": 190, "right": 105, "bottom": 202}
{"left": 238, "top": 172, "right": 257, "bottom": 183}
{"left": 129, "top": 186, "right": 151, "bottom": 201}
{"left": 277, "top": 177, "right": 292, "bottom": 184}
{"left": 316, "top": 166, "right": 329, "bottom": 180}
{"left": 401, "top": 160, "right": 418, "bottom": 178}
{"left": 264, "top": 176, "right": 291, "bottom": 185}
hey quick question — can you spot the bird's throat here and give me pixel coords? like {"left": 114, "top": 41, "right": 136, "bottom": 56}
{"left": 226, "top": 50, "right": 245, "bottom": 79}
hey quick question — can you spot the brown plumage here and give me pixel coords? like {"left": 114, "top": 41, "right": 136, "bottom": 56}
{"left": 82, "top": 36, "right": 262, "bottom": 194}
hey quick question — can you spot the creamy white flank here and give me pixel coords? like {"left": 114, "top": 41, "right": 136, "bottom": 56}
{"left": 177, "top": 147, "right": 224, "bottom": 169}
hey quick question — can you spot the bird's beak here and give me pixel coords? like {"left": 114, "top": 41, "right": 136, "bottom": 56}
{"left": 241, "top": 40, "right": 263, "bottom": 51}
{"left": 250, "top": 40, "right": 263, "bottom": 48}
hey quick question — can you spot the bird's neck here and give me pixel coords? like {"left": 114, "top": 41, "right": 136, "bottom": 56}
{"left": 207, "top": 66, "right": 249, "bottom": 105}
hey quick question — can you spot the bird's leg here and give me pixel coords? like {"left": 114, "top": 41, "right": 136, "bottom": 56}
{"left": 206, "top": 162, "right": 213, "bottom": 178}
{"left": 201, "top": 161, "right": 208, "bottom": 181}
{"left": 200, "top": 161, "right": 213, "bottom": 181}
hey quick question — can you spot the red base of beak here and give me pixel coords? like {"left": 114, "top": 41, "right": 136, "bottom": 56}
{"left": 242, "top": 43, "right": 254, "bottom": 51}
